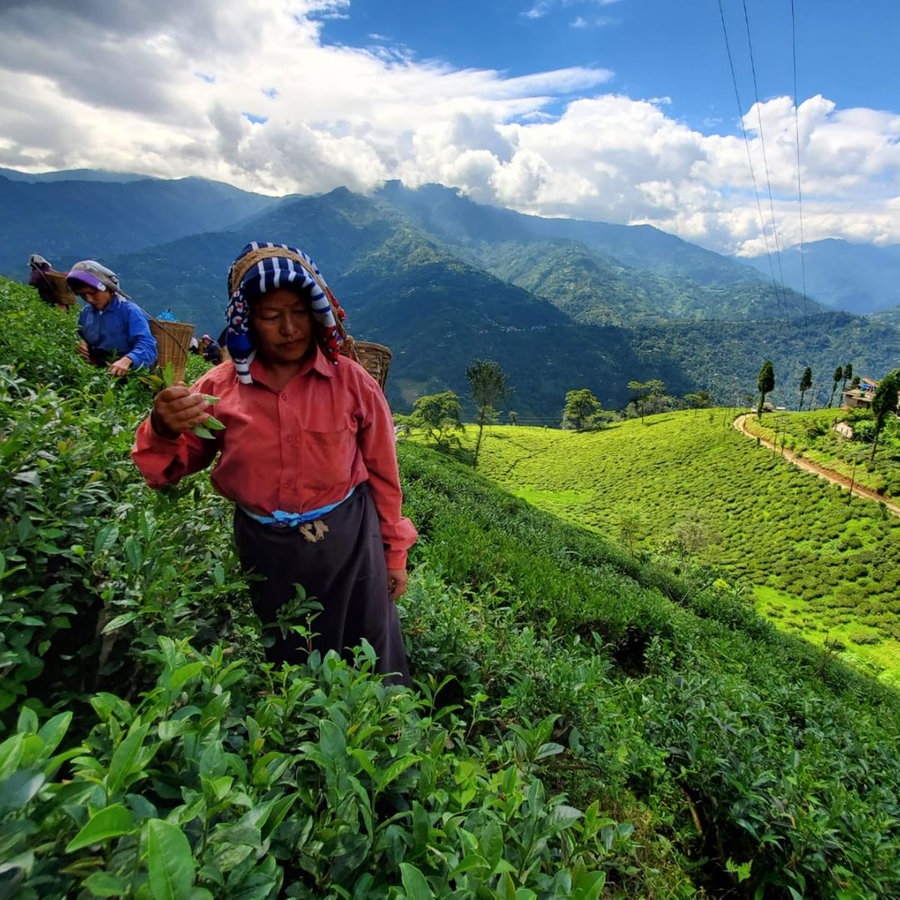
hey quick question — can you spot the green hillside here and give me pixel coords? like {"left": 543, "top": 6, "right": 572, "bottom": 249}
{"left": 4, "top": 172, "right": 899, "bottom": 421}
{"left": 0, "top": 174, "right": 277, "bottom": 274}
{"left": 469, "top": 414, "right": 900, "bottom": 683}
{"left": 3, "top": 277, "right": 900, "bottom": 897}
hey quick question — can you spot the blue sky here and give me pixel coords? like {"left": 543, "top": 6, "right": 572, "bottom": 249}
{"left": 0, "top": 0, "right": 897, "bottom": 256}
{"left": 321, "top": 0, "right": 899, "bottom": 131}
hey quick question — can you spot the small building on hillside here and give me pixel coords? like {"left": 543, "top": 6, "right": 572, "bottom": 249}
{"left": 841, "top": 377, "right": 879, "bottom": 409}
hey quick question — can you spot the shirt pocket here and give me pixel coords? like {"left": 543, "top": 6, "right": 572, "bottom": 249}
{"left": 300, "top": 428, "right": 356, "bottom": 490}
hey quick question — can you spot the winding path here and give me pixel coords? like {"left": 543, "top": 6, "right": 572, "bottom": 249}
{"left": 733, "top": 414, "right": 900, "bottom": 518}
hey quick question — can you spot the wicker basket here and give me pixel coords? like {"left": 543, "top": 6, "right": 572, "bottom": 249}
{"left": 38, "top": 271, "right": 77, "bottom": 308}
{"left": 149, "top": 320, "right": 194, "bottom": 382}
{"left": 342, "top": 339, "right": 392, "bottom": 391}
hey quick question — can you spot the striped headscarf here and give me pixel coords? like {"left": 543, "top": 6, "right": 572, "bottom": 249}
{"left": 225, "top": 241, "right": 347, "bottom": 385}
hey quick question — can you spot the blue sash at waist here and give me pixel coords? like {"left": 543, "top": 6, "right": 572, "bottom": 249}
{"left": 240, "top": 485, "right": 356, "bottom": 528}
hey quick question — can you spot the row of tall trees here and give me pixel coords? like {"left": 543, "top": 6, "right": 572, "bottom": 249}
{"left": 756, "top": 359, "right": 900, "bottom": 462}
{"left": 757, "top": 361, "right": 856, "bottom": 416}
{"left": 405, "top": 356, "right": 898, "bottom": 470}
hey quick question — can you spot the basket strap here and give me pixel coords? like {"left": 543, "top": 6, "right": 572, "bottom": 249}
{"left": 340, "top": 334, "right": 360, "bottom": 363}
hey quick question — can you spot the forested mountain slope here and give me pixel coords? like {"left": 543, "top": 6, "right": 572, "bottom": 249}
{"left": 4, "top": 171, "right": 899, "bottom": 419}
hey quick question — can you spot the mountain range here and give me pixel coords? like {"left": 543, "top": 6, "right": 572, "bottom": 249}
{"left": 2, "top": 168, "right": 897, "bottom": 419}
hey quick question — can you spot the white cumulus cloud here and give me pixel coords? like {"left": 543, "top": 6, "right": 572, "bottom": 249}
{"left": 0, "top": 0, "right": 897, "bottom": 257}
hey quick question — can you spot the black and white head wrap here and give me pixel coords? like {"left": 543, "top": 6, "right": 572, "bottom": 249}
{"left": 225, "top": 241, "right": 346, "bottom": 385}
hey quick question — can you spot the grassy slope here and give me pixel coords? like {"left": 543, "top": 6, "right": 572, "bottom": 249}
{"left": 739, "top": 407, "right": 900, "bottom": 499}
{"left": 467, "top": 414, "right": 900, "bottom": 684}
{"left": 4, "top": 276, "right": 900, "bottom": 897}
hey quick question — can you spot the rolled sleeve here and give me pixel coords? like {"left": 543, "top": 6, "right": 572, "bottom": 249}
{"left": 131, "top": 416, "right": 217, "bottom": 488}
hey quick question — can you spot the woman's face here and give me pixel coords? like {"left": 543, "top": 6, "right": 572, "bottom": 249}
{"left": 250, "top": 288, "right": 314, "bottom": 367}
{"left": 77, "top": 286, "right": 114, "bottom": 311}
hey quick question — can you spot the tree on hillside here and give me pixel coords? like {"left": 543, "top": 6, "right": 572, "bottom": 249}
{"left": 683, "top": 390, "right": 713, "bottom": 409}
{"left": 828, "top": 366, "right": 843, "bottom": 408}
{"left": 411, "top": 391, "right": 463, "bottom": 450}
{"left": 869, "top": 369, "right": 900, "bottom": 463}
{"left": 757, "top": 360, "right": 775, "bottom": 417}
{"left": 798, "top": 367, "right": 813, "bottom": 411}
{"left": 617, "top": 505, "right": 646, "bottom": 558}
{"left": 842, "top": 363, "right": 853, "bottom": 394}
{"left": 627, "top": 379, "right": 666, "bottom": 423}
{"left": 466, "top": 359, "right": 512, "bottom": 468}
{"left": 561, "top": 389, "right": 604, "bottom": 431}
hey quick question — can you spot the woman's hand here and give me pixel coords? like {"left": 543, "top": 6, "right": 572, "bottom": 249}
{"left": 75, "top": 340, "right": 91, "bottom": 361}
{"left": 151, "top": 385, "right": 211, "bottom": 436}
{"left": 387, "top": 569, "right": 408, "bottom": 602}
{"left": 107, "top": 356, "right": 134, "bottom": 377}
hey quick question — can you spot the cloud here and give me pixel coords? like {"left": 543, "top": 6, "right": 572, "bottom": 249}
{"left": 0, "top": 0, "right": 896, "bottom": 257}
{"left": 523, "top": 0, "right": 622, "bottom": 22}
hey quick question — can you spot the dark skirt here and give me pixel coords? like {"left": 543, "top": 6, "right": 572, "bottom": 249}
{"left": 233, "top": 482, "right": 410, "bottom": 686}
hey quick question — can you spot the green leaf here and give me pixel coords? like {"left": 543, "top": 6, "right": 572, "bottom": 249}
{"left": 167, "top": 662, "right": 204, "bottom": 694}
{"left": 0, "top": 735, "right": 25, "bottom": 779}
{"left": 548, "top": 803, "right": 583, "bottom": 828}
{"left": 107, "top": 722, "right": 154, "bottom": 797}
{"left": 17, "top": 706, "right": 39, "bottom": 735}
{"left": 147, "top": 819, "right": 195, "bottom": 900}
{"left": 65, "top": 803, "right": 135, "bottom": 851}
{"left": 102, "top": 612, "right": 142, "bottom": 633}
{"left": 82, "top": 871, "right": 131, "bottom": 896}
{"left": 319, "top": 719, "right": 347, "bottom": 762}
{"left": 450, "top": 853, "right": 490, "bottom": 877}
{"left": 93, "top": 524, "right": 120, "bottom": 556}
{"left": 0, "top": 770, "right": 46, "bottom": 815}
{"left": 399, "top": 862, "right": 432, "bottom": 899}
{"left": 192, "top": 415, "right": 225, "bottom": 439}
{"left": 572, "top": 870, "right": 606, "bottom": 898}
{"left": 479, "top": 820, "right": 504, "bottom": 868}
{"left": 534, "top": 741, "right": 565, "bottom": 761}
{"left": 376, "top": 754, "right": 419, "bottom": 790}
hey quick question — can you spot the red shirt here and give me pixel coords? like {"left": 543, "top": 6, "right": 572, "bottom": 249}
{"left": 132, "top": 350, "right": 417, "bottom": 569}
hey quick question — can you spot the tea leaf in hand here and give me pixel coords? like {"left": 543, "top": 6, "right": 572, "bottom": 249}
{"left": 192, "top": 413, "right": 225, "bottom": 439}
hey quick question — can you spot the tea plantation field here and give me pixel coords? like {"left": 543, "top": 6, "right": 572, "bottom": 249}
{"left": 469, "top": 413, "right": 900, "bottom": 684}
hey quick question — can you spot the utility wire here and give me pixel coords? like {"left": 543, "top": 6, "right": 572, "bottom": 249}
{"left": 717, "top": 0, "right": 788, "bottom": 317}
{"left": 740, "top": 0, "right": 791, "bottom": 316}
{"left": 790, "top": 0, "right": 809, "bottom": 327}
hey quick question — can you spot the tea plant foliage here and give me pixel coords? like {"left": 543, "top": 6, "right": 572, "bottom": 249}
{"left": 471, "top": 412, "right": 900, "bottom": 684}
{"left": 2, "top": 277, "right": 900, "bottom": 898}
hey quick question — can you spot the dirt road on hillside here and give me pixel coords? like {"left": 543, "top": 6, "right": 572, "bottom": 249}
{"left": 733, "top": 415, "right": 900, "bottom": 518}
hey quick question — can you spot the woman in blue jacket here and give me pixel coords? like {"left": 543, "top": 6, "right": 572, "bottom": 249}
{"left": 67, "top": 260, "right": 157, "bottom": 377}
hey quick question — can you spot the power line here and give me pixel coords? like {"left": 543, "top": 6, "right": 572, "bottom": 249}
{"left": 790, "top": 0, "right": 809, "bottom": 328}
{"left": 740, "top": 0, "right": 791, "bottom": 314}
{"left": 717, "top": 0, "right": 789, "bottom": 318}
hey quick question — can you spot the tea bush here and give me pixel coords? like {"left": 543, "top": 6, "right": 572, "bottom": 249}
{"left": 3, "top": 278, "right": 900, "bottom": 898}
